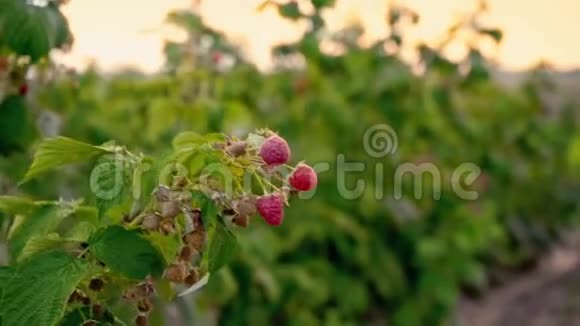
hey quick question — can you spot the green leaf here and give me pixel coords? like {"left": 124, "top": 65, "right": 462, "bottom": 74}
{"left": 190, "top": 192, "right": 219, "bottom": 227}
{"left": 89, "top": 226, "right": 165, "bottom": 279}
{"left": 91, "top": 154, "right": 133, "bottom": 218}
{"left": 0, "top": 196, "right": 36, "bottom": 215}
{"left": 311, "top": 0, "right": 335, "bottom": 9}
{"left": 0, "top": 95, "right": 35, "bottom": 155}
{"left": 8, "top": 204, "right": 73, "bottom": 261}
{"left": 0, "top": 1, "right": 72, "bottom": 61}
{"left": 165, "top": 10, "right": 203, "bottom": 32}
{"left": 22, "top": 137, "right": 109, "bottom": 183}
{"left": 172, "top": 131, "right": 225, "bottom": 150}
{"left": 0, "top": 250, "right": 92, "bottom": 326}
{"left": 278, "top": 2, "right": 302, "bottom": 20}
{"left": 204, "top": 220, "right": 238, "bottom": 274}
{"left": 480, "top": 28, "right": 503, "bottom": 43}
{"left": 144, "top": 232, "right": 181, "bottom": 264}
{"left": 18, "top": 233, "right": 74, "bottom": 263}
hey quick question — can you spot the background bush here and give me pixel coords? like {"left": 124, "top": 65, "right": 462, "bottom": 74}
{"left": 1, "top": 1, "right": 579, "bottom": 325}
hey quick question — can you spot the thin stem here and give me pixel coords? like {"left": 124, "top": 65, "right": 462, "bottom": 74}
{"left": 252, "top": 171, "right": 268, "bottom": 195}
{"left": 76, "top": 246, "right": 90, "bottom": 259}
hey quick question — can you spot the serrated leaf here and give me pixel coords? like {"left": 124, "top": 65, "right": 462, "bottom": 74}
{"left": 91, "top": 154, "right": 133, "bottom": 218}
{"left": 144, "top": 232, "right": 181, "bottom": 264}
{"left": 0, "top": 1, "right": 72, "bottom": 61}
{"left": 22, "top": 137, "right": 109, "bottom": 183}
{"left": 0, "top": 250, "right": 92, "bottom": 326}
{"left": 18, "top": 233, "right": 73, "bottom": 263}
{"left": 172, "top": 131, "right": 225, "bottom": 150}
{"left": 8, "top": 204, "right": 74, "bottom": 261}
{"left": 89, "top": 226, "right": 165, "bottom": 279}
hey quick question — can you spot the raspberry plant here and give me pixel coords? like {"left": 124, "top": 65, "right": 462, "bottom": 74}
{"left": 0, "top": 130, "right": 317, "bottom": 325}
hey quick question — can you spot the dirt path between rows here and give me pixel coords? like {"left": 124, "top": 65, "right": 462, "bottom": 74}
{"left": 457, "top": 236, "right": 580, "bottom": 326}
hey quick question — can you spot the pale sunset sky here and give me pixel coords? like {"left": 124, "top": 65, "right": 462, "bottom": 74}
{"left": 55, "top": 0, "right": 580, "bottom": 73}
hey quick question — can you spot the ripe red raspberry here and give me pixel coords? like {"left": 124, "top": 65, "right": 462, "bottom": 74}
{"left": 256, "top": 194, "right": 284, "bottom": 226}
{"left": 260, "top": 135, "right": 291, "bottom": 166}
{"left": 18, "top": 83, "right": 28, "bottom": 96}
{"left": 289, "top": 163, "right": 317, "bottom": 191}
{"left": 212, "top": 51, "right": 223, "bottom": 64}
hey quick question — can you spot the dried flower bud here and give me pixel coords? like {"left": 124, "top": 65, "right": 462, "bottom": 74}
{"left": 223, "top": 208, "right": 236, "bottom": 216}
{"left": 176, "top": 191, "right": 192, "bottom": 203}
{"left": 179, "top": 246, "right": 194, "bottom": 262}
{"left": 236, "top": 197, "right": 257, "bottom": 217}
{"left": 184, "top": 268, "right": 200, "bottom": 286}
{"left": 164, "top": 263, "right": 188, "bottom": 283}
{"left": 135, "top": 315, "right": 149, "bottom": 326}
{"left": 89, "top": 278, "right": 105, "bottom": 291}
{"left": 233, "top": 214, "right": 249, "bottom": 227}
{"left": 81, "top": 296, "right": 91, "bottom": 306}
{"left": 154, "top": 186, "right": 171, "bottom": 202}
{"left": 172, "top": 175, "right": 189, "bottom": 188}
{"left": 137, "top": 298, "right": 153, "bottom": 313}
{"left": 159, "top": 218, "right": 175, "bottom": 235}
{"left": 184, "top": 208, "right": 203, "bottom": 229}
{"left": 68, "top": 290, "right": 86, "bottom": 304}
{"left": 226, "top": 141, "right": 247, "bottom": 157}
{"left": 183, "top": 230, "right": 205, "bottom": 252}
{"left": 160, "top": 201, "right": 180, "bottom": 219}
{"left": 92, "top": 304, "right": 104, "bottom": 320}
{"left": 123, "top": 280, "right": 155, "bottom": 301}
{"left": 141, "top": 213, "right": 161, "bottom": 231}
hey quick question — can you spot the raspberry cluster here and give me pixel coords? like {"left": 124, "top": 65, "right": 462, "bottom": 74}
{"left": 129, "top": 131, "right": 313, "bottom": 272}
{"left": 255, "top": 133, "right": 317, "bottom": 226}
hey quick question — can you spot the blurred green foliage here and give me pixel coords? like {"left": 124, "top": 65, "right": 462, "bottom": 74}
{"left": 0, "top": 0, "right": 579, "bottom": 325}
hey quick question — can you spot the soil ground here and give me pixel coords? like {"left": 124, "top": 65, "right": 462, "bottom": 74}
{"left": 457, "top": 235, "right": 580, "bottom": 326}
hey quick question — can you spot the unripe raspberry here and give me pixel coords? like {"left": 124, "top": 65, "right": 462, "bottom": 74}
{"left": 259, "top": 135, "right": 291, "bottom": 166}
{"left": 289, "top": 163, "right": 318, "bottom": 191}
{"left": 256, "top": 194, "right": 285, "bottom": 226}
